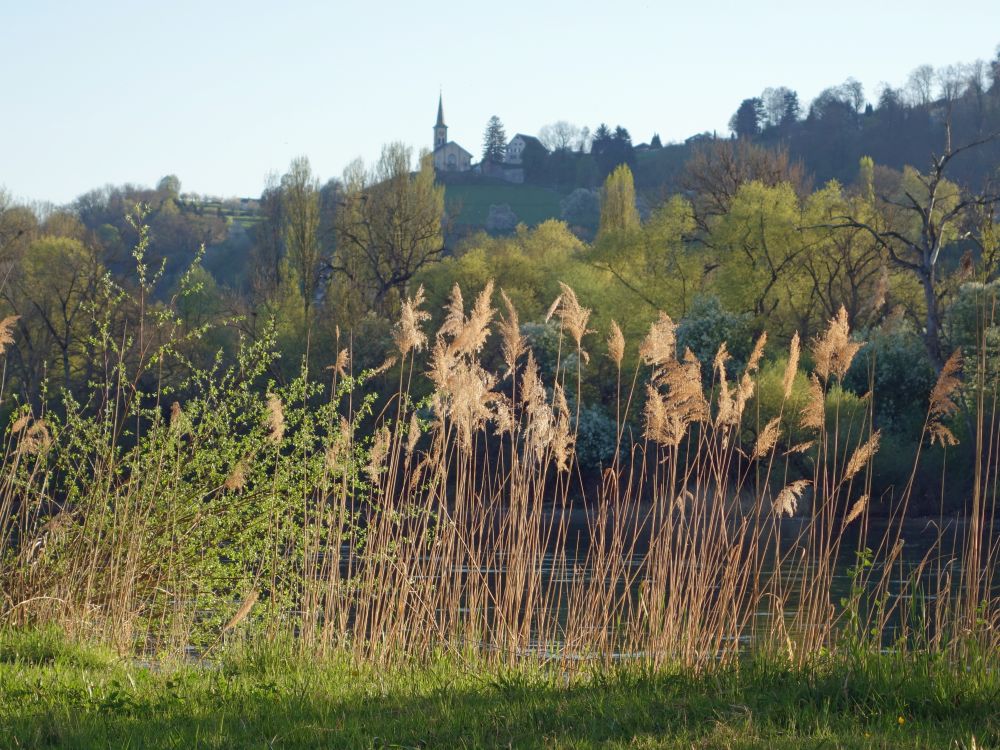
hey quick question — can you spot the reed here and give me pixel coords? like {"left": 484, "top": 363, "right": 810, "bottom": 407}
{"left": 0, "top": 277, "right": 996, "bottom": 677}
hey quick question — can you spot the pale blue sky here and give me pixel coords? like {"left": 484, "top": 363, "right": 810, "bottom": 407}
{"left": 3, "top": 0, "right": 999, "bottom": 205}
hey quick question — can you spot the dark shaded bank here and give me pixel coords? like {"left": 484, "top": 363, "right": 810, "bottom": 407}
{"left": 0, "top": 629, "right": 996, "bottom": 749}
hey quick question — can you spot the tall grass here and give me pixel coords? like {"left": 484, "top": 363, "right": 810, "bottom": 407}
{"left": 0, "top": 269, "right": 996, "bottom": 674}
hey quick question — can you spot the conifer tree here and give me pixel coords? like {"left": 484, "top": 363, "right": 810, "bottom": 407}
{"left": 483, "top": 116, "right": 507, "bottom": 163}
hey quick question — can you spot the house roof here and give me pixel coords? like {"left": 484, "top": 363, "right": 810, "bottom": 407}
{"left": 509, "top": 133, "right": 547, "bottom": 151}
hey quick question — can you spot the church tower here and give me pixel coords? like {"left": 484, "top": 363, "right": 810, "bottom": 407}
{"left": 434, "top": 93, "right": 447, "bottom": 149}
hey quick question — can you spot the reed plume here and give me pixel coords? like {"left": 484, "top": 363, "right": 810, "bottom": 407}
{"left": 753, "top": 416, "right": 782, "bottom": 460}
{"left": 366, "top": 426, "right": 391, "bottom": 483}
{"left": 607, "top": 320, "right": 625, "bottom": 368}
{"left": 927, "top": 349, "right": 962, "bottom": 447}
{"left": 454, "top": 280, "right": 495, "bottom": 356}
{"left": 221, "top": 589, "right": 259, "bottom": 634}
{"left": 224, "top": 461, "right": 247, "bottom": 491}
{"left": 639, "top": 312, "right": 676, "bottom": 367}
{"left": 0, "top": 315, "right": 18, "bottom": 356}
{"left": 844, "top": 495, "right": 869, "bottom": 527}
{"left": 774, "top": 479, "right": 810, "bottom": 517}
{"left": 554, "top": 282, "right": 592, "bottom": 352}
{"left": 22, "top": 420, "right": 51, "bottom": 455}
{"left": 265, "top": 394, "right": 285, "bottom": 444}
{"left": 393, "top": 284, "right": 431, "bottom": 357}
{"left": 800, "top": 374, "right": 825, "bottom": 431}
{"left": 331, "top": 348, "right": 350, "bottom": 378}
{"left": 812, "top": 305, "right": 862, "bottom": 382}
{"left": 783, "top": 332, "right": 800, "bottom": 400}
{"left": 499, "top": 290, "right": 526, "bottom": 377}
{"left": 9, "top": 413, "right": 30, "bottom": 435}
{"left": 842, "top": 430, "right": 881, "bottom": 483}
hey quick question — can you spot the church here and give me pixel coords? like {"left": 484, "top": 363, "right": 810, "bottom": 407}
{"left": 431, "top": 94, "right": 473, "bottom": 172}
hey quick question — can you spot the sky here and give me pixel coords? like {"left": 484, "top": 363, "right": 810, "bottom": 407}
{"left": 3, "top": 0, "right": 999, "bottom": 206}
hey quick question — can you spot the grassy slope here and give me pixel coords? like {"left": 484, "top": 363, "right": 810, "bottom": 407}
{"left": 444, "top": 183, "right": 565, "bottom": 228}
{"left": 0, "top": 629, "right": 996, "bottom": 749}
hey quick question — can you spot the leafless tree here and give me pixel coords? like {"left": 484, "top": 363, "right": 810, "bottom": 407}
{"left": 906, "top": 64, "right": 936, "bottom": 107}
{"left": 538, "top": 121, "right": 582, "bottom": 152}
{"left": 833, "top": 130, "right": 1000, "bottom": 371}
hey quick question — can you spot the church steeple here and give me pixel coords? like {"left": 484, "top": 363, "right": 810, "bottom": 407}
{"left": 434, "top": 93, "right": 447, "bottom": 150}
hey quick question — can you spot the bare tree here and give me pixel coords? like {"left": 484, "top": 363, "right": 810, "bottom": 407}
{"left": 907, "top": 64, "right": 936, "bottom": 107}
{"left": 681, "top": 139, "right": 810, "bottom": 236}
{"left": 833, "top": 130, "right": 1000, "bottom": 370}
{"left": 937, "top": 64, "right": 968, "bottom": 111}
{"left": 281, "top": 157, "right": 323, "bottom": 327}
{"left": 334, "top": 144, "right": 445, "bottom": 315}
{"left": 761, "top": 86, "right": 794, "bottom": 127}
{"left": 841, "top": 78, "right": 866, "bottom": 113}
{"left": 538, "top": 121, "right": 582, "bottom": 152}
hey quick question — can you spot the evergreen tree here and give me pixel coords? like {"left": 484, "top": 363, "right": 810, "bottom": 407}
{"left": 592, "top": 124, "right": 635, "bottom": 179}
{"left": 780, "top": 91, "right": 800, "bottom": 126}
{"left": 482, "top": 116, "right": 507, "bottom": 163}
{"left": 650, "top": 133, "right": 663, "bottom": 149}
{"left": 730, "top": 98, "right": 765, "bottom": 138}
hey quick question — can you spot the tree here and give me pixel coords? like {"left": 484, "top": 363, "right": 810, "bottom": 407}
{"left": 937, "top": 64, "right": 967, "bottom": 112}
{"left": 841, "top": 78, "right": 865, "bottom": 113}
{"left": 798, "top": 172, "right": 887, "bottom": 334}
{"left": 2, "top": 236, "right": 105, "bottom": 402}
{"left": 681, "top": 139, "right": 809, "bottom": 235}
{"left": 991, "top": 46, "right": 1000, "bottom": 94}
{"left": 334, "top": 144, "right": 445, "bottom": 316}
{"left": 559, "top": 189, "right": 601, "bottom": 234}
{"left": 730, "top": 98, "right": 765, "bottom": 138}
{"left": 597, "top": 164, "right": 641, "bottom": 240}
{"left": 280, "top": 156, "right": 324, "bottom": 328}
{"left": 907, "top": 64, "right": 935, "bottom": 106}
{"left": 538, "top": 121, "right": 581, "bottom": 151}
{"left": 521, "top": 137, "right": 550, "bottom": 184}
{"left": 591, "top": 124, "right": 635, "bottom": 178}
{"left": 650, "top": 133, "right": 663, "bottom": 149}
{"left": 780, "top": 90, "right": 801, "bottom": 125}
{"left": 157, "top": 175, "right": 181, "bottom": 200}
{"left": 762, "top": 87, "right": 795, "bottom": 128}
{"left": 587, "top": 187, "right": 697, "bottom": 314}
{"left": 483, "top": 115, "right": 507, "bottom": 163}
{"left": 710, "top": 181, "right": 810, "bottom": 330}
{"left": 834, "top": 133, "right": 1000, "bottom": 370}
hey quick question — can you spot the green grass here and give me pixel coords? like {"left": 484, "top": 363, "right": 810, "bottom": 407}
{"left": 444, "top": 183, "right": 565, "bottom": 227}
{"left": 1, "top": 629, "right": 996, "bottom": 749}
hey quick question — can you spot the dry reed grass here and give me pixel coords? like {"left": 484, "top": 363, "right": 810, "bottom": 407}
{"left": 0, "top": 282, "right": 995, "bottom": 676}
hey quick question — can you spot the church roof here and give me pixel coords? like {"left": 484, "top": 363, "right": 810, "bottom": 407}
{"left": 434, "top": 141, "right": 473, "bottom": 157}
{"left": 436, "top": 94, "right": 445, "bottom": 127}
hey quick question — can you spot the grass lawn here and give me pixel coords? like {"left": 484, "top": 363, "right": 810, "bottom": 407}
{"left": 0, "top": 629, "right": 996, "bottom": 749}
{"left": 444, "top": 183, "right": 565, "bottom": 228}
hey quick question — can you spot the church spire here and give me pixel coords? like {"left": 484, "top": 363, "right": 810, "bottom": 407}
{"left": 433, "top": 92, "right": 447, "bottom": 150}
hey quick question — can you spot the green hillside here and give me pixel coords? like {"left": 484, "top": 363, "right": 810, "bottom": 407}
{"left": 444, "top": 183, "right": 565, "bottom": 227}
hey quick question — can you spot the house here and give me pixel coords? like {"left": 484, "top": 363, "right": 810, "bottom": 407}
{"left": 432, "top": 94, "right": 473, "bottom": 172}
{"left": 504, "top": 134, "right": 546, "bottom": 165}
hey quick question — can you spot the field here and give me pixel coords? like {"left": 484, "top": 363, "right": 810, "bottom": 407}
{"left": 1, "top": 629, "right": 995, "bottom": 749}
{"left": 443, "top": 182, "right": 566, "bottom": 227}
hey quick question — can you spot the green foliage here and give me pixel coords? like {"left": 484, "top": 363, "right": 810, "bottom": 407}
{"left": 845, "top": 319, "right": 936, "bottom": 430}
{"left": 676, "top": 295, "right": 752, "bottom": 377}
{"left": 597, "top": 164, "right": 640, "bottom": 240}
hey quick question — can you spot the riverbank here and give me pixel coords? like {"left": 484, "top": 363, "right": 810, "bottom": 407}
{"left": 0, "top": 628, "right": 995, "bottom": 749}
